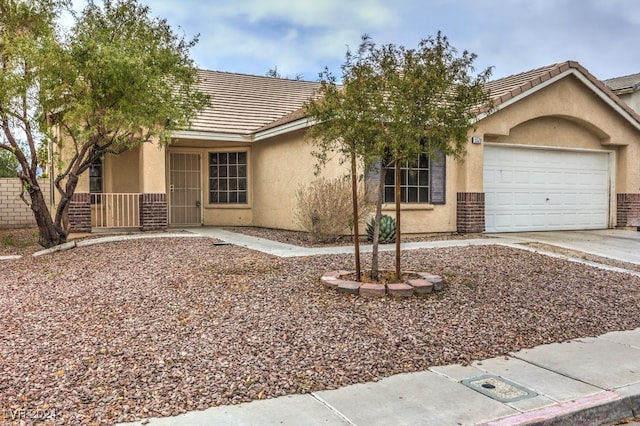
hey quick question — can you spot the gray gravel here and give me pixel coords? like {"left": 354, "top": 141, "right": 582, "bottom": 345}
{"left": 2, "top": 237, "right": 640, "bottom": 424}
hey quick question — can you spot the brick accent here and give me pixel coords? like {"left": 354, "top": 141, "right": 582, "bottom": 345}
{"left": 457, "top": 192, "right": 485, "bottom": 234}
{"left": 617, "top": 193, "right": 640, "bottom": 227}
{"left": 140, "top": 193, "right": 167, "bottom": 231}
{"left": 0, "top": 178, "right": 51, "bottom": 228}
{"left": 68, "top": 193, "right": 91, "bottom": 232}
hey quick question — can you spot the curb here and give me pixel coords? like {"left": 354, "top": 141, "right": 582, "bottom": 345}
{"left": 483, "top": 391, "right": 640, "bottom": 426}
{"left": 33, "top": 241, "right": 76, "bottom": 257}
{"left": 31, "top": 233, "right": 202, "bottom": 257}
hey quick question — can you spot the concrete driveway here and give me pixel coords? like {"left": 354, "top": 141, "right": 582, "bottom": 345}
{"left": 493, "top": 229, "right": 640, "bottom": 265}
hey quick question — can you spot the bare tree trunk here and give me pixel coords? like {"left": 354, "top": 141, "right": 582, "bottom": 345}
{"left": 53, "top": 173, "right": 79, "bottom": 237}
{"left": 394, "top": 158, "right": 401, "bottom": 280}
{"left": 350, "top": 153, "right": 361, "bottom": 280}
{"left": 25, "top": 182, "right": 65, "bottom": 248}
{"left": 371, "top": 165, "right": 386, "bottom": 281}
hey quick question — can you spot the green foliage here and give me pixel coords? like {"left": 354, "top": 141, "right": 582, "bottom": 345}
{"left": 0, "top": 0, "right": 209, "bottom": 247}
{"left": 305, "top": 32, "right": 493, "bottom": 278}
{"left": 265, "top": 66, "right": 303, "bottom": 80}
{"left": 366, "top": 214, "right": 396, "bottom": 244}
{"left": 295, "top": 177, "right": 370, "bottom": 243}
{"left": 0, "top": 149, "right": 19, "bottom": 177}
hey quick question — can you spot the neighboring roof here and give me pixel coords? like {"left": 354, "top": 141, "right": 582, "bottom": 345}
{"left": 188, "top": 70, "right": 321, "bottom": 135}
{"left": 603, "top": 72, "right": 640, "bottom": 94}
{"left": 176, "top": 61, "right": 640, "bottom": 142}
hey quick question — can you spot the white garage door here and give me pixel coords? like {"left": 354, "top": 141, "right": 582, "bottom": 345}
{"left": 484, "top": 145, "right": 610, "bottom": 233}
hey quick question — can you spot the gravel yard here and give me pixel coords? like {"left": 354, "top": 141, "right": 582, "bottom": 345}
{"left": 1, "top": 233, "right": 640, "bottom": 424}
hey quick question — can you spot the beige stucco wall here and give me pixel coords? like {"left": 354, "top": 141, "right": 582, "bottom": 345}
{"left": 62, "top": 139, "right": 162, "bottom": 194}
{"left": 251, "top": 129, "right": 347, "bottom": 231}
{"left": 250, "top": 131, "right": 461, "bottom": 234}
{"left": 107, "top": 149, "right": 140, "bottom": 193}
{"left": 167, "top": 131, "right": 461, "bottom": 234}
{"left": 461, "top": 74, "right": 640, "bottom": 195}
{"left": 168, "top": 139, "right": 253, "bottom": 226}
{"left": 139, "top": 140, "right": 165, "bottom": 193}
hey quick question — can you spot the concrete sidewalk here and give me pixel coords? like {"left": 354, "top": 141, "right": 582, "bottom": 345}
{"left": 182, "top": 227, "right": 505, "bottom": 258}
{"left": 120, "top": 328, "right": 640, "bottom": 426}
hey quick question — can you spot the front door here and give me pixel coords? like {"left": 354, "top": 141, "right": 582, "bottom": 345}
{"left": 169, "top": 152, "right": 201, "bottom": 225}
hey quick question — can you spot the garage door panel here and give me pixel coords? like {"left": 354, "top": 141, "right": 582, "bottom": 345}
{"left": 484, "top": 146, "right": 610, "bottom": 232}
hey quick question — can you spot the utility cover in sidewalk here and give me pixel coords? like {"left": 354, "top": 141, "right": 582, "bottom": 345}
{"left": 462, "top": 375, "right": 537, "bottom": 403}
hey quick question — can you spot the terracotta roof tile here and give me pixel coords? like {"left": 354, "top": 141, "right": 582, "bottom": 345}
{"left": 485, "top": 61, "right": 640, "bottom": 126}
{"left": 190, "top": 70, "right": 321, "bottom": 134}
{"left": 187, "top": 61, "right": 640, "bottom": 138}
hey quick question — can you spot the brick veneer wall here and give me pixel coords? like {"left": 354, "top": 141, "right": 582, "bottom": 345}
{"left": 68, "top": 193, "right": 91, "bottom": 232}
{"left": 456, "top": 192, "right": 485, "bottom": 234}
{"left": 140, "top": 193, "right": 167, "bottom": 231}
{"left": 617, "top": 193, "right": 640, "bottom": 227}
{"left": 0, "top": 178, "right": 51, "bottom": 228}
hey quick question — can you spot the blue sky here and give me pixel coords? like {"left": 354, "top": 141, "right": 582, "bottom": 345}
{"left": 70, "top": 0, "right": 640, "bottom": 81}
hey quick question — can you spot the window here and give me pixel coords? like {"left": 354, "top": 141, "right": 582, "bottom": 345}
{"left": 381, "top": 151, "right": 445, "bottom": 204}
{"left": 89, "top": 158, "right": 103, "bottom": 204}
{"left": 209, "top": 152, "right": 247, "bottom": 204}
{"left": 89, "top": 158, "right": 103, "bottom": 193}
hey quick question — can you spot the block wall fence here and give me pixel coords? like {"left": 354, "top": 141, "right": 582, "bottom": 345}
{"left": 0, "top": 178, "right": 51, "bottom": 228}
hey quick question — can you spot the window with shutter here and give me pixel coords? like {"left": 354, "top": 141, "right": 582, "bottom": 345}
{"left": 367, "top": 152, "right": 445, "bottom": 204}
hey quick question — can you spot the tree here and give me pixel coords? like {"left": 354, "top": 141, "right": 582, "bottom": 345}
{"left": 305, "top": 33, "right": 492, "bottom": 280}
{"left": 266, "top": 65, "right": 304, "bottom": 80}
{"left": 305, "top": 36, "right": 388, "bottom": 280}
{"left": 0, "top": 0, "right": 209, "bottom": 248}
{"left": 0, "top": 149, "right": 18, "bottom": 177}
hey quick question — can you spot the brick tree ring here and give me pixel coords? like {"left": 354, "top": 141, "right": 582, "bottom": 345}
{"left": 320, "top": 270, "right": 444, "bottom": 298}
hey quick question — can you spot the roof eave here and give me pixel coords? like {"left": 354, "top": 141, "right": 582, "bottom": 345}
{"left": 253, "top": 117, "right": 312, "bottom": 141}
{"left": 171, "top": 129, "right": 255, "bottom": 143}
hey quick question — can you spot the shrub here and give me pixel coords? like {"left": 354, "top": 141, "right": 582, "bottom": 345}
{"left": 295, "top": 177, "right": 371, "bottom": 243}
{"left": 366, "top": 214, "right": 396, "bottom": 243}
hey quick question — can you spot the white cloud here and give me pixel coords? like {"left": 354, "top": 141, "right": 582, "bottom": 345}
{"left": 60, "top": 0, "right": 640, "bottom": 81}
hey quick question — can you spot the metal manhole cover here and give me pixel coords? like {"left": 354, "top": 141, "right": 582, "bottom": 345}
{"left": 462, "top": 375, "right": 537, "bottom": 403}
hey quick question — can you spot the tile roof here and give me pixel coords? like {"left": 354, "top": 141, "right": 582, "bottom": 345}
{"left": 189, "top": 70, "right": 321, "bottom": 135}
{"left": 603, "top": 72, "right": 640, "bottom": 93}
{"left": 484, "top": 61, "right": 640, "bottom": 125}
{"left": 185, "top": 61, "right": 640, "bottom": 138}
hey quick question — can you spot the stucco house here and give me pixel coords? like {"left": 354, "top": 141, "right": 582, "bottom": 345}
{"left": 65, "top": 60, "right": 640, "bottom": 234}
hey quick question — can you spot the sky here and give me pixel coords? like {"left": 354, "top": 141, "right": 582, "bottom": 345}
{"left": 68, "top": 0, "right": 640, "bottom": 82}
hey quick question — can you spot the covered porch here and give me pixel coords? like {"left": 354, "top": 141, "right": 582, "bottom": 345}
{"left": 67, "top": 141, "right": 168, "bottom": 232}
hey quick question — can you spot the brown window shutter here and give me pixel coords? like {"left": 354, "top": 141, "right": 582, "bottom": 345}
{"left": 430, "top": 151, "right": 446, "bottom": 204}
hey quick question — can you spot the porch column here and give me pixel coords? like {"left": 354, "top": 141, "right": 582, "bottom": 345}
{"left": 617, "top": 193, "right": 640, "bottom": 228}
{"left": 138, "top": 139, "right": 168, "bottom": 230}
{"left": 456, "top": 192, "right": 485, "bottom": 233}
{"left": 68, "top": 193, "right": 91, "bottom": 233}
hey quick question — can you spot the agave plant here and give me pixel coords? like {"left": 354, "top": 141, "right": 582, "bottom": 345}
{"left": 366, "top": 214, "right": 396, "bottom": 244}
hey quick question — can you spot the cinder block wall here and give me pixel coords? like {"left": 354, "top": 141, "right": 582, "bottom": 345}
{"left": 0, "top": 178, "right": 51, "bottom": 228}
